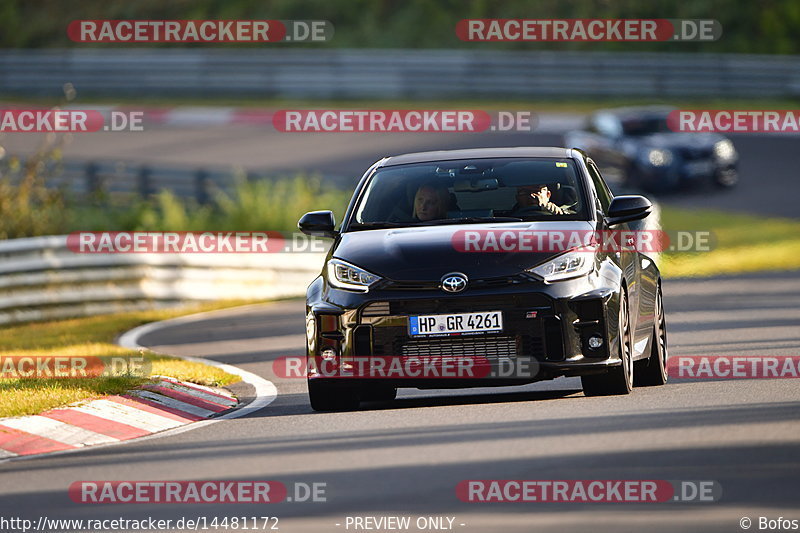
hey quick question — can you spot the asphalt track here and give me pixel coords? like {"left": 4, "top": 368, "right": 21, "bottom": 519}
{"left": 1, "top": 115, "right": 799, "bottom": 532}
{"left": 2, "top": 116, "right": 798, "bottom": 217}
{"left": 0, "top": 271, "right": 798, "bottom": 532}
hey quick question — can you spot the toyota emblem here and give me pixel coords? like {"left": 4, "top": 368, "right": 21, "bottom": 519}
{"left": 441, "top": 273, "right": 468, "bottom": 293}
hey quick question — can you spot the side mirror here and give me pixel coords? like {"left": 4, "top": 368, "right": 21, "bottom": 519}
{"left": 298, "top": 210, "right": 337, "bottom": 238}
{"left": 605, "top": 195, "right": 652, "bottom": 226}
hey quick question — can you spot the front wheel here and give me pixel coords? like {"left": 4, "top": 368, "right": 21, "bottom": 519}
{"left": 635, "top": 284, "right": 668, "bottom": 386}
{"left": 582, "top": 288, "right": 634, "bottom": 396}
{"left": 308, "top": 381, "right": 360, "bottom": 412}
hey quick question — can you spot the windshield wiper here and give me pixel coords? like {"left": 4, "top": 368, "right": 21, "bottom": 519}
{"left": 348, "top": 221, "right": 411, "bottom": 230}
{"left": 349, "top": 217, "right": 524, "bottom": 230}
{"left": 420, "top": 216, "right": 523, "bottom": 225}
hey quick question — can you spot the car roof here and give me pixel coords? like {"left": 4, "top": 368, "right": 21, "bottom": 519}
{"left": 381, "top": 147, "right": 576, "bottom": 167}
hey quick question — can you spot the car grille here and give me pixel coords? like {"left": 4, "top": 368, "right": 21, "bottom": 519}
{"left": 382, "top": 274, "right": 532, "bottom": 291}
{"left": 372, "top": 329, "right": 546, "bottom": 359}
{"left": 679, "top": 146, "right": 714, "bottom": 160}
{"left": 400, "top": 336, "right": 518, "bottom": 361}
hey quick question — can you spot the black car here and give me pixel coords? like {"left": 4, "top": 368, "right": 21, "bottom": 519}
{"left": 564, "top": 106, "right": 738, "bottom": 192}
{"left": 299, "top": 147, "right": 668, "bottom": 411}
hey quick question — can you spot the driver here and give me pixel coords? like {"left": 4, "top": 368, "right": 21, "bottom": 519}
{"left": 413, "top": 185, "right": 449, "bottom": 221}
{"left": 512, "top": 184, "right": 574, "bottom": 215}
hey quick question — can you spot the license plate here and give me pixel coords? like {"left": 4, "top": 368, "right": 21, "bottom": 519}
{"left": 409, "top": 311, "right": 503, "bottom": 336}
{"left": 685, "top": 160, "right": 714, "bottom": 176}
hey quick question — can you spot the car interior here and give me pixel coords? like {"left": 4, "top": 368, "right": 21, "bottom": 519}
{"left": 354, "top": 159, "right": 585, "bottom": 225}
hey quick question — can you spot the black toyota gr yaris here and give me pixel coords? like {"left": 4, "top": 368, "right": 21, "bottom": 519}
{"left": 299, "top": 147, "right": 668, "bottom": 411}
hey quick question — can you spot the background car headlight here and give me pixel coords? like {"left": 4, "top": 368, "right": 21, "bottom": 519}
{"left": 713, "top": 139, "right": 737, "bottom": 162}
{"left": 647, "top": 148, "right": 673, "bottom": 167}
{"left": 327, "top": 259, "right": 381, "bottom": 291}
{"left": 528, "top": 248, "right": 595, "bottom": 282}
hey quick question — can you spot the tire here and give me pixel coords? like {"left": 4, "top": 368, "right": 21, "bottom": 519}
{"left": 635, "top": 284, "right": 668, "bottom": 386}
{"left": 308, "top": 380, "right": 360, "bottom": 412}
{"left": 360, "top": 386, "right": 398, "bottom": 402}
{"left": 582, "top": 288, "right": 634, "bottom": 396}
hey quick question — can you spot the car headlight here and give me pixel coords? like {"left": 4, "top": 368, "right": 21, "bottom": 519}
{"left": 527, "top": 248, "right": 595, "bottom": 282}
{"left": 326, "top": 259, "right": 381, "bottom": 291}
{"left": 647, "top": 148, "right": 673, "bottom": 167}
{"left": 713, "top": 140, "right": 737, "bottom": 162}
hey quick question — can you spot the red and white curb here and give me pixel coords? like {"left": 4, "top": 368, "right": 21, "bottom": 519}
{"left": 0, "top": 305, "right": 278, "bottom": 463}
{"left": 116, "top": 305, "right": 279, "bottom": 421}
{"left": 0, "top": 377, "right": 237, "bottom": 459}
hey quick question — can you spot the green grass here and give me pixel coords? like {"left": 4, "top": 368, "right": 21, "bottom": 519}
{"left": 0, "top": 300, "right": 261, "bottom": 418}
{"left": 658, "top": 206, "right": 800, "bottom": 278}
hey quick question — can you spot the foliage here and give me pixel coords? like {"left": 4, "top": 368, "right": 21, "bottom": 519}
{"left": 0, "top": 172, "right": 351, "bottom": 237}
{"left": 1, "top": 0, "right": 800, "bottom": 54}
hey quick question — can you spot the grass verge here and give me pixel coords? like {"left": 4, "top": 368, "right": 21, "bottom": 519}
{"left": 658, "top": 207, "right": 800, "bottom": 278}
{"left": 0, "top": 300, "right": 262, "bottom": 418}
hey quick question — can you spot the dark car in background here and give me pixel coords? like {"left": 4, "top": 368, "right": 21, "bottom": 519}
{"left": 565, "top": 107, "right": 739, "bottom": 192}
{"left": 298, "top": 147, "right": 668, "bottom": 411}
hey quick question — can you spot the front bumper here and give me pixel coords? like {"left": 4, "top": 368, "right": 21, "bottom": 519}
{"left": 306, "top": 276, "right": 623, "bottom": 389}
{"left": 637, "top": 156, "right": 737, "bottom": 190}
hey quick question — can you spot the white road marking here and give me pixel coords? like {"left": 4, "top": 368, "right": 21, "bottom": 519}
{"left": 0, "top": 416, "right": 118, "bottom": 447}
{"left": 71, "top": 399, "right": 185, "bottom": 432}
{"left": 118, "top": 308, "right": 278, "bottom": 422}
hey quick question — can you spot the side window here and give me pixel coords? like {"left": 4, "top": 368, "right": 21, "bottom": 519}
{"left": 587, "top": 161, "right": 613, "bottom": 213}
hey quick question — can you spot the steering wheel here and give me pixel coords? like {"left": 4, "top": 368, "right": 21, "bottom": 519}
{"left": 512, "top": 205, "right": 554, "bottom": 217}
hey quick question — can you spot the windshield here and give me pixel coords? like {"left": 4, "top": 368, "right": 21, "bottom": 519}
{"left": 348, "top": 157, "right": 588, "bottom": 230}
{"left": 621, "top": 115, "right": 671, "bottom": 136}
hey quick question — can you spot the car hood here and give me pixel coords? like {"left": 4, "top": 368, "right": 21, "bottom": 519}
{"left": 632, "top": 132, "right": 726, "bottom": 150}
{"left": 333, "top": 221, "right": 595, "bottom": 281}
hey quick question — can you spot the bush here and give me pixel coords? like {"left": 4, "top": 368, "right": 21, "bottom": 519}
{"left": 0, "top": 169, "right": 352, "bottom": 238}
{"left": 0, "top": 156, "right": 67, "bottom": 239}
{"left": 213, "top": 174, "right": 351, "bottom": 232}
